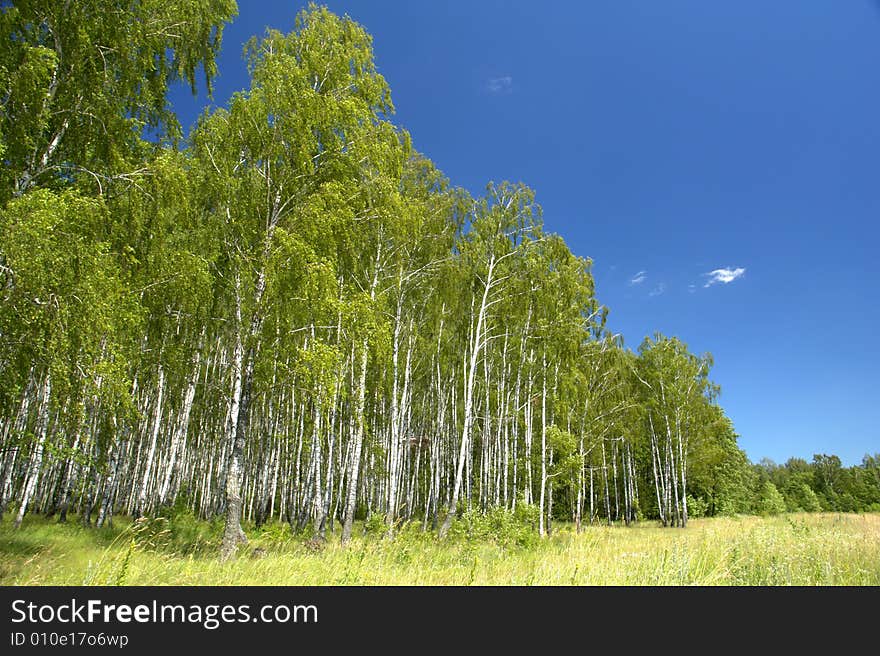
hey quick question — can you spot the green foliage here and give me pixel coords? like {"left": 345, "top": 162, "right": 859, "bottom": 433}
{"left": 690, "top": 416, "right": 756, "bottom": 517}
{"left": 784, "top": 482, "right": 823, "bottom": 513}
{"left": 0, "top": 0, "right": 237, "bottom": 200}
{"left": 757, "top": 481, "right": 787, "bottom": 516}
{"left": 363, "top": 513, "right": 387, "bottom": 536}
{"left": 753, "top": 455, "right": 880, "bottom": 514}
{"left": 0, "top": 189, "right": 137, "bottom": 419}
{"left": 447, "top": 506, "right": 540, "bottom": 549}
{"left": 686, "top": 495, "right": 709, "bottom": 519}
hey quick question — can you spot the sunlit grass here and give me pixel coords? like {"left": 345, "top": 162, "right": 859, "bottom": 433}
{"left": 1, "top": 513, "right": 878, "bottom": 585}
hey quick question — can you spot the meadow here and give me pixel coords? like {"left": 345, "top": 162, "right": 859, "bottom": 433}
{"left": 1, "top": 512, "right": 878, "bottom": 586}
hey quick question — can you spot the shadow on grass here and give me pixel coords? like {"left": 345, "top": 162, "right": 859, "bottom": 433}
{"left": 0, "top": 533, "right": 45, "bottom": 557}
{"left": 0, "top": 515, "right": 128, "bottom": 552}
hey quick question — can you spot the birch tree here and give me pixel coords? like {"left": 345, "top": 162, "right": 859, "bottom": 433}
{"left": 635, "top": 335, "right": 713, "bottom": 527}
{"left": 439, "top": 182, "right": 541, "bottom": 538}
{"left": 191, "top": 6, "right": 403, "bottom": 557}
{"left": 0, "top": 0, "right": 236, "bottom": 201}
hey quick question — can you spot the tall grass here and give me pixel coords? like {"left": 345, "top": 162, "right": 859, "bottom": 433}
{"left": 1, "top": 513, "right": 878, "bottom": 585}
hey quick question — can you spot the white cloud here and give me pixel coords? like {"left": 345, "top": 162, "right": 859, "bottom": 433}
{"left": 487, "top": 76, "right": 513, "bottom": 94}
{"left": 703, "top": 267, "right": 746, "bottom": 288}
{"left": 629, "top": 270, "right": 647, "bottom": 285}
{"left": 648, "top": 283, "right": 666, "bottom": 297}
{"left": 688, "top": 284, "right": 697, "bottom": 294}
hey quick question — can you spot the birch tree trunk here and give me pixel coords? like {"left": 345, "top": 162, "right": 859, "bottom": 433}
{"left": 342, "top": 239, "right": 382, "bottom": 545}
{"left": 14, "top": 373, "right": 51, "bottom": 529}
{"left": 439, "top": 253, "right": 498, "bottom": 539}
{"left": 386, "top": 290, "right": 404, "bottom": 535}
{"left": 538, "top": 351, "right": 547, "bottom": 537}
{"left": 220, "top": 274, "right": 247, "bottom": 559}
{"left": 160, "top": 344, "right": 201, "bottom": 506}
{"left": 135, "top": 364, "right": 165, "bottom": 517}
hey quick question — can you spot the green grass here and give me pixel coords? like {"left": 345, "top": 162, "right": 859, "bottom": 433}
{"left": 1, "top": 512, "right": 878, "bottom": 585}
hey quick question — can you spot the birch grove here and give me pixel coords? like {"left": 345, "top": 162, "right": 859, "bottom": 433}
{"left": 0, "top": 4, "right": 754, "bottom": 551}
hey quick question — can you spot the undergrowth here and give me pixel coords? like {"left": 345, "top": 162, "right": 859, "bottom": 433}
{"left": 2, "top": 511, "right": 878, "bottom": 586}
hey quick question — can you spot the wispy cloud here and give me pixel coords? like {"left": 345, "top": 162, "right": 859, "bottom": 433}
{"left": 629, "top": 270, "right": 647, "bottom": 285}
{"left": 703, "top": 266, "right": 746, "bottom": 288}
{"left": 688, "top": 284, "right": 697, "bottom": 294}
{"left": 487, "top": 76, "right": 513, "bottom": 94}
{"left": 648, "top": 283, "right": 666, "bottom": 297}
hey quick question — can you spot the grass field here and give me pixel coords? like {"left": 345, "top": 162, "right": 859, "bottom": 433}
{"left": 1, "top": 512, "right": 878, "bottom": 585}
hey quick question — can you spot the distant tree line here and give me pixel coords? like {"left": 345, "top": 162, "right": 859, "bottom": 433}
{"left": 748, "top": 455, "right": 880, "bottom": 516}
{"left": 1, "top": 3, "right": 877, "bottom": 558}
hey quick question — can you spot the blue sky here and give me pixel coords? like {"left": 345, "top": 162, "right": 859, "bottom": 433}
{"left": 168, "top": 1, "right": 879, "bottom": 466}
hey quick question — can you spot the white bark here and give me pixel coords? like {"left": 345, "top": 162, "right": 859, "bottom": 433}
{"left": 14, "top": 373, "right": 51, "bottom": 529}
{"left": 440, "top": 253, "right": 498, "bottom": 538}
{"left": 136, "top": 365, "right": 165, "bottom": 516}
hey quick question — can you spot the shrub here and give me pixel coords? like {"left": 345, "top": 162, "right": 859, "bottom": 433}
{"left": 363, "top": 512, "right": 386, "bottom": 536}
{"left": 798, "top": 484, "right": 822, "bottom": 513}
{"left": 685, "top": 494, "right": 709, "bottom": 519}
{"left": 447, "top": 506, "right": 539, "bottom": 548}
{"left": 757, "top": 481, "right": 786, "bottom": 516}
